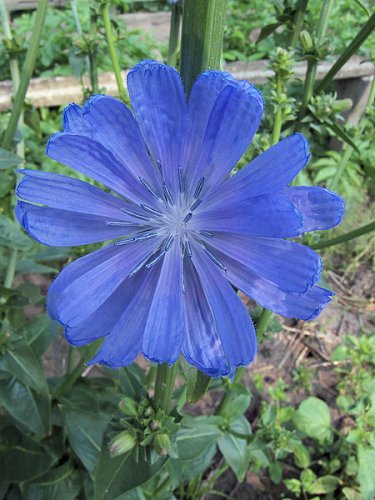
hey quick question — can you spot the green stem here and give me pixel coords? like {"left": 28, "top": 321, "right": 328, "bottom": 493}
{"left": 1, "top": 0, "right": 48, "bottom": 150}
{"left": 257, "top": 63, "right": 287, "bottom": 338}
{"left": 89, "top": 7, "right": 99, "bottom": 94}
{"left": 70, "top": 0, "right": 91, "bottom": 74}
{"left": 180, "top": 0, "right": 227, "bottom": 96}
{"left": 153, "top": 363, "right": 177, "bottom": 414}
{"left": 3, "top": 249, "right": 17, "bottom": 289}
{"left": 315, "top": 13, "right": 375, "bottom": 95}
{"left": 167, "top": 2, "right": 182, "bottom": 67}
{"left": 295, "top": 0, "right": 334, "bottom": 127}
{"left": 288, "top": 0, "right": 308, "bottom": 48}
{"left": 101, "top": 2, "right": 126, "bottom": 101}
{"left": 271, "top": 75, "right": 283, "bottom": 145}
{"left": 311, "top": 221, "right": 375, "bottom": 250}
{"left": 328, "top": 73, "right": 375, "bottom": 192}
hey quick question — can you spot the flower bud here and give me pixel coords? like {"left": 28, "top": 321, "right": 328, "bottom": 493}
{"left": 332, "top": 98, "right": 352, "bottom": 113}
{"left": 300, "top": 30, "right": 313, "bottom": 51}
{"left": 109, "top": 431, "right": 136, "bottom": 457}
{"left": 118, "top": 397, "right": 138, "bottom": 417}
{"left": 154, "top": 433, "right": 171, "bottom": 456}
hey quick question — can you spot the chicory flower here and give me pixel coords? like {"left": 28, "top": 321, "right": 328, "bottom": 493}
{"left": 16, "top": 60, "right": 344, "bottom": 377}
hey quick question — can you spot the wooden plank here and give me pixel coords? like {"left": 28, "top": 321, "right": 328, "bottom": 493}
{"left": 5, "top": 0, "right": 68, "bottom": 11}
{"left": 0, "top": 56, "right": 373, "bottom": 111}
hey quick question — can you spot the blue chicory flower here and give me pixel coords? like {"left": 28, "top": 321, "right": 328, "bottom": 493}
{"left": 16, "top": 60, "right": 345, "bottom": 378}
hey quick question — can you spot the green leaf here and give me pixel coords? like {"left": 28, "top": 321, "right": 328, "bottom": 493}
{"left": 94, "top": 446, "right": 165, "bottom": 500}
{"left": 21, "top": 463, "right": 82, "bottom": 500}
{"left": 179, "top": 358, "right": 211, "bottom": 403}
{"left": 219, "top": 383, "right": 251, "bottom": 421}
{"left": 218, "top": 416, "right": 251, "bottom": 481}
{"left": 0, "top": 338, "right": 49, "bottom": 395}
{"left": 269, "top": 461, "right": 283, "bottom": 484}
{"left": 16, "top": 259, "right": 57, "bottom": 274}
{"left": 292, "top": 443, "right": 311, "bottom": 468}
{"left": 0, "top": 428, "right": 54, "bottom": 483}
{"left": 305, "top": 475, "right": 341, "bottom": 495}
{"left": 327, "top": 122, "right": 360, "bottom": 153}
{"left": 256, "top": 22, "right": 282, "bottom": 43}
{"left": 0, "top": 377, "right": 50, "bottom": 435}
{"left": 178, "top": 442, "right": 217, "bottom": 482}
{"left": 0, "top": 217, "right": 33, "bottom": 250}
{"left": 293, "top": 397, "right": 333, "bottom": 444}
{"left": 176, "top": 415, "right": 223, "bottom": 460}
{"left": 61, "top": 405, "right": 110, "bottom": 475}
{"left": 358, "top": 446, "right": 375, "bottom": 500}
{"left": 0, "top": 148, "right": 23, "bottom": 169}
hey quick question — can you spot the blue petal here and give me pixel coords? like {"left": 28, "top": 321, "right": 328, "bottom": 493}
{"left": 281, "top": 186, "right": 345, "bottom": 231}
{"left": 186, "top": 77, "right": 263, "bottom": 194}
{"left": 86, "top": 266, "right": 161, "bottom": 367}
{"left": 142, "top": 240, "right": 185, "bottom": 364}
{"left": 127, "top": 60, "right": 187, "bottom": 196}
{"left": 189, "top": 241, "right": 257, "bottom": 374}
{"left": 46, "top": 133, "right": 154, "bottom": 204}
{"left": 206, "top": 134, "right": 310, "bottom": 203}
{"left": 213, "top": 248, "right": 332, "bottom": 320}
{"left": 182, "top": 255, "right": 235, "bottom": 378}
{"left": 16, "top": 169, "right": 134, "bottom": 218}
{"left": 201, "top": 234, "right": 322, "bottom": 293}
{"left": 193, "top": 194, "right": 303, "bottom": 237}
{"left": 47, "top": 238, "right": 161, "bottom": 327}
{"left": 63, "top": 96, "right": 161, "bottom": 190}
{"left": 16, "top": 201, "right": 139, "bottom": 246}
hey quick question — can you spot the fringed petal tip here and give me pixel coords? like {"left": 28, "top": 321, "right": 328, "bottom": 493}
{"left": 45, "top": 131, "right": 64, "bottom": 157}
{"left": 293, "top": 132, "right": 311, "bottom": 163}
{"left": 128, "top": 59, "right": 182, "bottom": 82}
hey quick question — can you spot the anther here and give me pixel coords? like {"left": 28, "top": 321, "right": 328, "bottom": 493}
{"left": 183, "top": 212, "right": 193, "bottom": 224}
{"left": 199, "top": 230, "right": 214, "bottom": 238}
{"left": 121, "top": 207, "right": 150, "bottom": 222}
{"left": 193, "top": 177, "right": 205, "bottom": 199}
{"left": 156, "top": 159, "right": 162, "bottom": 175}
{"left": 203, "top": 248, "right": 227, "bottom": 272}
{"left": 139, "top": 177, "right": 159, "bottom": 200}
{"left": 184, "top": 239, "right": 192, "bottom": 258}
{"left": 140, "top": 204, "right": 163, "bottom": 217}
{"left": 190, "top": 199, "right": 202, "bottom": 211}
{"left": 178, "top": 167, "right": 185, "bottom": 193}
{"left": 163, "top": 183, "right": 175, "bottom": 205}
{"left": 105, "top": 221, "right": 139, "bottom": 227}
{"left": 146, "top": 252, "right": 165, "bottom": 268}
{"left": 164, "top": 234, "right": 175, "bottom": 252}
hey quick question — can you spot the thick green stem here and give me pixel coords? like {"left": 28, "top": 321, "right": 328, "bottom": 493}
{"left": 3, "top": 249, "right": 17, "bottom": 289}
{"left": 89, "top": 8, "right": 99, "bottom": 94}
{"left": 101, "top": 2, "right": 126, "bottom": 101}
{"left": 153, "top": 364, "right": 177, "bottom": 414}
{"left": 315, "top": 13, "right": 375, "bottom": 95}
{"left": 295, "top": 0, "right": 334, "bottom": 127}
{"left": 167, "top": 2, "right": 182, "bottom": 67}
{"left": 256, "top": 65, "right": 286, "bottom": 339}
{"left": 1, "top": 0, "right": 48, "bottom": 150}
{"left": 329, "top": 74, "right": 375, "bottom": 192}
{"left": 311, "top": 221, "right": 375, "bottom": 250}
{"left": 70, "top": 0, "right": 91, "bottom": 74}
{"left": 289, "top": 0, "right": 308, "bottom": 48}
{"left": 180, "top": 0, "right": 227, "bottom": 95}
{"left": 153, "top": 0, "right": 227, "bottom": 411}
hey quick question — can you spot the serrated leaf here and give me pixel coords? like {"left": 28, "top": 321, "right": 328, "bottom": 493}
{"left": 0, "top": 148, "right": 23, "bottom": 169}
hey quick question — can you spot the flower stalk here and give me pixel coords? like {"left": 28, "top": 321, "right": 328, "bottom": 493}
{"left": 167, "top": 1, "right": 182, "bottom": 67}
{"left": 153, "top": 0, "right": 227, "bottom": 409}
{"left": 101, "top": 1, "right": 126, "bottom": 101}
{"left": 1, "top": 0, "right": 48, "bottom": 150}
